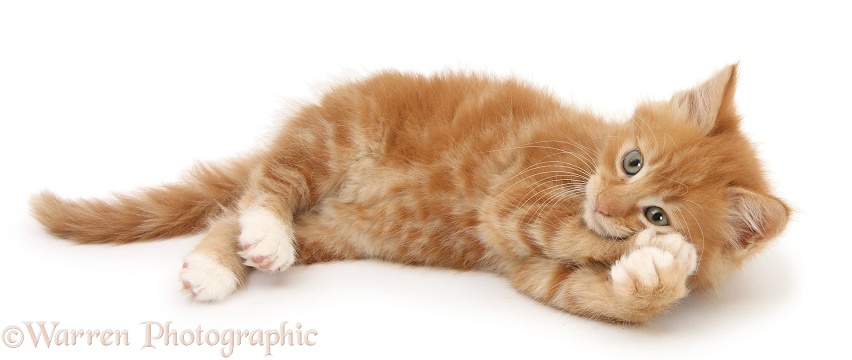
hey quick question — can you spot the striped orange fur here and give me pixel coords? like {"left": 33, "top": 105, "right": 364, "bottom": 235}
{"left": 31, "top": 65, "right": 789, "bottom": 323}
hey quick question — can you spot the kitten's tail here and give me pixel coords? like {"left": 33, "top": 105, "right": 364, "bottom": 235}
{"left": 30, "top": 159, "right": 253, "bottom": 244}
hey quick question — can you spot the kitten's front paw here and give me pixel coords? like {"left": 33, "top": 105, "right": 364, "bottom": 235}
{"left": 237, "top": 209, "right": 297, "bottom": 272}
{"left": 633, "top": 228, "right": 698, "bottom": 275}
{"left": 180, "top": 254, "right": 239, "bottom": 301}
{"left": 610, "top": 229, "right": 697, "bottom": 303}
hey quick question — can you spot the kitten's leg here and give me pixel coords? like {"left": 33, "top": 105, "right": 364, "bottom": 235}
{"left": 235, "top": 159, "right": 322, "bottom": 272}
{"left": 231, "top": 105, "right": 347, "bottom": 271}
{"left": 179, "top": 210, "right": 251, "bottom": 301}
{"left": 508, "top": 229, "right": 697, "bottom": 323}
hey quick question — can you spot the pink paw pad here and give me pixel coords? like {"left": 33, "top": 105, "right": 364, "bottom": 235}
{"left": 182, "top": 281, "right": 197, "bottom": 296}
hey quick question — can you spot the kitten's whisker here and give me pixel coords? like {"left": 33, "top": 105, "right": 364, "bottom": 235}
{"left": 493, "top": 159, "right": 589, "bottom": 190}
{"left": 526, "top": 185, "right": 582, "bottom": 224}
{"left": 635, "top": 114, "right": 659, "bottom": 150}
{"left": 521, "top": 180, "right": 585, "bottom": 216}
{"left": 664, "top": 133, "right": 681, "bottom": 152}
{"left": 497, "top": 144, "right": 596, "bottom": 174}
{"left": 653, "top": 174, "right": 689, "bottom": 196}
{"left": 486, "top": 160, "right": 590, "bottom": 206}
{"left": 504, "top": 170, "right": 588, "bottom": 207}
{"left": 517, "top": 186, "right": 558, "bottom": 226}
{"left": 525, "top": 140, "right": 598, "bottom": 165}
{"left": 529, "top": 160, "right": 593, "bottom": 178}
{"left": 670, "top": 208, "right": 691, "bottom": 241}
{"left": 486, "top": 163, "right": 572, "bottom": 205}
{"left": 517, "top": 177, "right": 583, "bottom": 207}
{"left": 683, "top": 199, "right": 704, "bottom": 213}
{"left": 679, "top": 206, "right": 706, "bottom": 271}
{"left": 515, "top": 181, "right": 563, "bottom": 217}
{"left": 516, "top": 179, "right": 585, "bottom": 219}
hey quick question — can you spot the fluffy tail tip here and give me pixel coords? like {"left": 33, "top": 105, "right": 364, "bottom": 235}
{"left": 30, "top": 190, "right": 60, "bottom": 221}
{"left": 30, "top": 191, "right": 70, "bottom": 237}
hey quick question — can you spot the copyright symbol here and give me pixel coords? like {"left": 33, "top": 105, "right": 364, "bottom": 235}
{"left": 3, "top": 326, "right": 24, "bottom": 348}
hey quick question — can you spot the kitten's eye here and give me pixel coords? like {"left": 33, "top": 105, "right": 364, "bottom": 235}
{"left": 644, "top": 206, "right": 670, "bottom": 226}
{"left": 622, "top": 149, "right": 643, "bottom": 175}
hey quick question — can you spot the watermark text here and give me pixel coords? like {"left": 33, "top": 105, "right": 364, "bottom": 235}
{"left": 2, "top": 321, "right": 317, "bottom": 357}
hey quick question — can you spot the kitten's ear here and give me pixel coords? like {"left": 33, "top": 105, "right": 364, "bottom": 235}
{"left": 670, "top": 64, "right": 740, "bottom": 135}
{"left": 727, "top": 187, "right": 790, "bottom": 249}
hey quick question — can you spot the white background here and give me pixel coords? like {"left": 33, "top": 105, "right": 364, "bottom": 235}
{"left": 1, "top": 1, "right": 849, "bottom": 359}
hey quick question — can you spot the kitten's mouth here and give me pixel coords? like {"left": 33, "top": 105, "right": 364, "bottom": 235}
{"left": 602, "top": 233, "right": 629, "bottom": 241}
{"left": 584, "top": 211, "right": 630, "bottom": 241}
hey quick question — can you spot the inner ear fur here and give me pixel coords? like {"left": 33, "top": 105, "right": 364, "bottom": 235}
{"left": 670, "top": 64, "right": 741, "bottom": 135}
{"left": 727, "top": 187, "right": 790, "bottom": 249}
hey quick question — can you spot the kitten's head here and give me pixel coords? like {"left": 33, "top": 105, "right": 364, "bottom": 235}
{"left": 583, "top": 64, "right": 790, "bottom": 289}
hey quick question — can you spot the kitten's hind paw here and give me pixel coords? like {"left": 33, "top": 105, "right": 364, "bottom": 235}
{"left": 237, "top": 209, "right": 297, "bottom": 272}
{"left": 179, "top": 254, "right": 239, "bottom": 301}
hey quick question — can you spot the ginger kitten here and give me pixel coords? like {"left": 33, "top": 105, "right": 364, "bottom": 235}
{"left": 31, "top": 65, "right": 789, "bottom": 323}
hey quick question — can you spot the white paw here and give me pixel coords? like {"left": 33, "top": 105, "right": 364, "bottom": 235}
{"left": 610, "top": 246, "right": 675, "bottom": 288}
{"left": 633, "top": 228, "right": 698, "bottom": 275}
{"left": 610, "top": 229, "right": 698, "bottom": 293}
{"left": 180, "top": 254, "right": 238, "bottom": 301}
{"left": 237, "top": 209, "right": 296, "bottom": 272}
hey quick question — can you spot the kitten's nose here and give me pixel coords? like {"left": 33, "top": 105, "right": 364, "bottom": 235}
{"left": 594, "top": 200, "right": 611, "bottom": 216}
{"left": 595, "top": 189, "right": 624, "bottom": 217}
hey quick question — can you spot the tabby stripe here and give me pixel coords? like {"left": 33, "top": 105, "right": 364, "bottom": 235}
{"left": 543, "top": 264, "right": 576, "bottom": 303}
{"left": 517, "top": 207, "right": 544, "bottom": 255}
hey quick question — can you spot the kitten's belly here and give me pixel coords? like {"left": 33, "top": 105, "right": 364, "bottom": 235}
{"left": 293, "top": 161, "right": 496, "bottom": 270}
